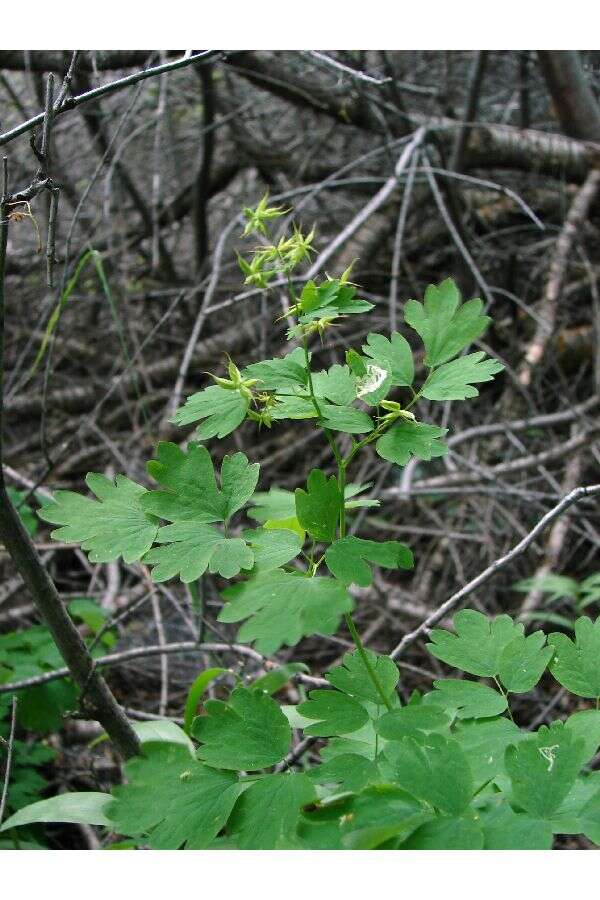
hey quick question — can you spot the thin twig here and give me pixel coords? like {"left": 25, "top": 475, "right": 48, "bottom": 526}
{"left": 390, "top": 484, "right": 600, "bottom": 659}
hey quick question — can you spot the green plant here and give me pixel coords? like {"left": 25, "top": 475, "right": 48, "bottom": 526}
{"left": 515, "top": 572, "right": 600, "bottom": 629}
{"left": 17, "top": 198, "right": 589, "bottom": 850}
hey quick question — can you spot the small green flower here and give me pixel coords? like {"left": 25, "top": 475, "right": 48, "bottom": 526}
{"left": 242, "top": 193, "right": 290, "bottom": 237}
{"left": 237, "top": 253, "right": 277, "bottom": 289}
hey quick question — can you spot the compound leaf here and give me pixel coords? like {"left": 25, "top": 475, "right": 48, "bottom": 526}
{"left": 170, "top": 384, "right": 249, "bottom": 439}
{"left": 312, "top": 364, "right": 357, "bottom": 406}
{"left": 479, "top": 803, "right": 553, "bottom": 850}
{"left": 228, "top": 773, "right": 316, "bottom": 849}
{"left": 385, "top": 732, "right": 474, "bottom": 816}
{"left": 548, "top": 616, "right": 600, "bottom": 699}
{"left": 248, "top": 487, "right": 296, "bottom": 522}
{"left": 242, "top": 527, "right": 302, "bottom": 573}
{"left": 142, "top": 443, "right": 258, "bottom": 523}
{"left": 144, "top": 524, "right": 254, "bottom": 582}
{"left": 341, "top": 785, "right": 430, "bottom": 850}
{"left": 295, "top": 469, "right": 342, "bottom": 542}
{"left": 108, "top": 743, "right": 240, "bottom": 849}
{"left": 318, "top": 403, "right": 374, "bottom": 434}
{"left": 400, "top": 815, "right": 484, "bottom": 850}
{"left": 404, "top": 279, "right": 490, "bottom": 367}
{"left": 498, "top": 631, "right": 553, "bottom": 693}
{"left": 421, "top": 351, "right": 504, "bottom": 401}
{"left": 452, "top": 717, "right": 525, "bottom": 789}
{"left": 376, "top": 421, "right": 448, "bottom": 467}
{"left": 38, "top": 474, "right": 158, "bottom": 564}
{"left": 325, "top": 536, "right": 413, "bottom": 586}
{"left": 326, "top": 649, "right": 399, "bottom": 704}
{"left": 431, "top": 679, "right": 507, "bottom": 718}
{"left": 242, "top": 348, "right": 307, "bottom": 391}
{"left": 307, "top": 754, "right": 380, "bottom": 793}
{"left": 297, "top": 690, "right": 369, "bottom": 737}
{"left": 427, "top": 609, "right": 523, "bottom": 678}
{"left": 505, "top": 721, "right": 587, "bottom": 819}
{"left": 375, "top": 705, "right": 450, "bottom": 741}
{"left": 219, "top": 571, "right": 353, "bottom": 654}
{"left": 193, "top": 686, "right": 291, "bottom": 770}
{"left": 298, "top": 280, "right": 373, "bottom": 322}
{"left": 565, "top": 710, "right": 600, "bottom": 764}
{"left": 361, "top": 331, "right": 414, "bottom": 387}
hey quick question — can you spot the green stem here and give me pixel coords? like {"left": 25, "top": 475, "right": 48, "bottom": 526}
{"left": 345, "top": 612, "right": 392, "bottom": 712}
{"left": 493, "top": 676, "right": 514, "bottom": 723}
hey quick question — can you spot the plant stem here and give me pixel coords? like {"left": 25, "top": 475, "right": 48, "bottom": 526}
{"left": 344, "top": 613, "right": 393, "bottom": 711}
{"left": 298, "top": 309, "right": 392, "bottom": 713}
{"left": 0, "top": 162, "right": 140, "bottom": 760}
{"left": 493, "top": 676, "right": 515, "bottom": 723}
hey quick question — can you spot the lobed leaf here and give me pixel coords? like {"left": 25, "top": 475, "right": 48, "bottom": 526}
{"left": 38, "top": 474, "right": 159, "bottom": 564}
{"left": 376, "top": 420, "right": 448, "bottom": 467}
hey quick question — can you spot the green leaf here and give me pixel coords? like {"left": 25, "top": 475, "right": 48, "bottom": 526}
{"left": 68, "top": 598, "right": 110, "bottom": 637}
{"left": 385, "top": 733, "right": 474, "bottom": 815}
{"left": 307, "top": 753, "right": 380, "bottom": 793}
{"left": 375, "top": 420, "right": 448, "bottom": 466}
{"left": 513, "top": 574, "right": 580, "bottom": 604}
{"left": 565, "top": 710, "right": 600, "bottom": 764}
{"left": 170, "top": 384, "right": 249, "bottom": 439}
{"left": 298, "top": 280, "right": 373, "bottom": 322}
{"left": 247, "top": 483, "right": 374, "bottom": 522}
{"left": 108, "top": 743, "right": 240, "bottom": 849}
{"left": 243, "top": 527, "right": 302, "bottom": 573}
{"left": 142, "top": 442, "right": 259, "bottom": 523}
{"left": 578, "top": 789, "right": 600, "bottom": 845}
{"left": 355, "top": 364, "right": 392, "bottom": 405}
{"left": 219, "top": 571, "right": 353, "bottom": 654}
{"left": 144, "top": 524, "right": 254, "bottom": 582}
{"left": 38, "top": 474, "right": 159, "bottom": 564}
{"left": 325, "top": 535, "right": 413, "bottom": 586}
{"left": 242, "top": 348, "right": 307, "bottom": 391}
{"left": 247, "top": 487, "right": 296, "bottom": 523}
{"left": 548, "top": 616, "right": 600, "bottom": 698}
{"left": 431, "top": 679, "right": 508, "bottom": 718}
{"left": 228, "top": 773, "right": 316, "bottom": 849}
{"left": 452, "top": 717, "right": 525, "bottom": 788}
{"left": 252, "top": 662, "right": 310, "bottom": 695}
{"left": 0, "top": 792, "right": 113, "bottom": 831}
{"left": 580, "top": 574, "right": 600, "bottom": 610}
{"left": 375, "top": 705, "right": 450, "bottom": 741}
{"left": 193, "top": 686, "right": 291, "bottom": 770}
{"left": 131, "top": 719, "right": 194, "bottom": 751}
{"left": 548, "top": 774, "right": 600, "bottom": 834}
{"left": 341, "top": 785, "right": 430, "bottom": 849}
{"left": 421, "top": 351, "right": 504, "bottom": 401}
{"left": 427, "top": 609, "right": 523, "bottom": 678}
{"left": 297, "top": 690, "right": 369, "bottom": 737}
{"left": 326, "top": 649, "right": 399, "bottom": 704}
{"left": 479, "top": 803, "right": 553, "bottom": 849}
{"left": 15, "top": 677, "right": 78, "bottom": 732}
{"left": 183, "top": 668, "right": 228, "bottom": 736}
{"left": 270, "top": 395, "right": 318, "bottom": 421}
{"left": 404, "top": 278, "right": 490, "bottom": 367}
{"left": 295, "top": 469, "right": 342, "bottom": 542}
{"left": 400, "top": 815, "right": 484, "bottom": 850}
{"left": 318, "top": 403, "right": 374, "bottom": 435}
{"left": 498, "top": 631, "right": 553, "bottom": 693}
{"left": 312, "top": 364, "right": 357, "bottom": 405}
{"left": 7, "top": 488, "right": 38, "bottom": 536}
{"left": 505, "top": 721, "right": 587, "bottom": 818}
{"left": 361, "top": 331, "right": 414, "bottom": 387}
